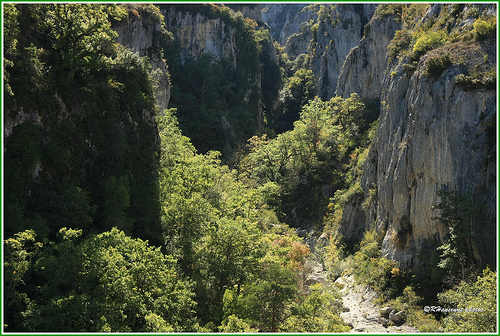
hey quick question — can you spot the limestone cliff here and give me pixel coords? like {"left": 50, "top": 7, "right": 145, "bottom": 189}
{"left": 375, "top": 50, "right": 496, "bottom": 269}
{"left": 261, "top": 4, "right": 308, "bottom": 43}
{"left": 162, "top": 6, "right": 238, "bottom": 68}
{"left": 155, "top": 4, "right": 281, "bottom": 154}
{"left": 313, "top": 5, "right": 363, "bottom": 99}
{"left": 228, "top": 4, "right": 262, "bottom": 22}
{"left": 262, "top": 4, "right": 375, "bottom": 99}
{"left": 114, "top": 5, "right": 171, "bottom": 114}
{"left": 336, "top": 4, "right": 497, "bottom": 270}
{"left": 336, "top": 15, "right": 400, "bottom": 100}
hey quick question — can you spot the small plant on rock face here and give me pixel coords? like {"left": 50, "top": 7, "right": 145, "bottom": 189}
{"left": 412, "top": 31, "right": 448, "bottom": 60}
{"left": 454, "top": 67, "right": 496, "bottom": 91}
{"left": 425, "top": 54, "right": 453, "bottom": 79}
{"left": 472, "top": 17, "right": 496, "bottom": 41}
{"left": 387, "top": 30, "right": 413, "bottom": 61}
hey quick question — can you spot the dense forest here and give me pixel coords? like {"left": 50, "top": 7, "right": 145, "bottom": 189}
{"left": 3, "top": 3, "right": 498, "bottom": 333}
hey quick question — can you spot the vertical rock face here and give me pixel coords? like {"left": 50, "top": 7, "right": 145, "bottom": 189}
{"left": 162, "top": 7, "right": 238, "bottom": 68}
{"left": 336, "top": 4, "right": 497, "bottom": 270}
{"left": 336, "top": 16, "right": 401, "bottom": 100}
{"left": 114, "top": 7, "right": 171, "bottom": 114}
{"left": 261, "top": 4, "right": 308, "bottom": 43}
{"left": 228, "top": 4, "right": 262, "bottom": 22}
{"left": 261, "top": 4, "right": 374, "bottom": 99}
{"left": 375, "top": 58, "right": 496, "bottom": 268}
{"left": 313, "top": 4, "right": 378, "bottom": 99}
{"left": 313, "top": 6, "right": 364, "bottom": 99}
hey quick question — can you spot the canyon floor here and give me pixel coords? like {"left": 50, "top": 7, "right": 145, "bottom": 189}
{"left": 306, "top": 263, "right": 420, "bottom": 333}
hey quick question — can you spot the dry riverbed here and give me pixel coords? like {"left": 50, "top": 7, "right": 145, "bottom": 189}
{"left": 335, "top": 274, "right": 420, "bottom": 333}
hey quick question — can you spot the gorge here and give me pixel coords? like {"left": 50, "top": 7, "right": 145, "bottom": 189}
{"left": 3, "top": 3, "right": 497, "bottom": 332}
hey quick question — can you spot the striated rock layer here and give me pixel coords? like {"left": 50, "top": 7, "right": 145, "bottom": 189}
{"left": 114, "top": 6, "right": 171, "bottom": 114}
{"left": 336, "top": 15, "right": 400, "bottom": 100}
{"left": 162, "top": 6, "right": 238, "bottom": 68}
{"left": 336, "top": 5, "right": 497, "bottom": 270}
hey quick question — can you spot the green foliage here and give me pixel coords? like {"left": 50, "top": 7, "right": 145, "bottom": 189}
{"left": 276, "top": 67, "right": 316, "bottom": 132}
{"left": 454, "top": 67, "right": 496, "bottom": 90}
{"left": 240, "top": 94, "right": 377, "bottom": 229}
{"left": 12, "top": 228, "right": 197, "bottom": 332}
{"left": 4, "top": 3, "right": 163, "bottom": 246}
{"left": 385, "top": 4, "right": 494, "bottom": 75}
{"left": 374, "top": 4, "right": 403, "bottom": 19}
{"left": 156, "top": 110, "right": 308, "bottom": 326}
{"left": 425, "top": 53, "right": 453, "bottom": 79}
{"left": 438, "top": 268, "right": 497, "bottom": 332}
{"left": 386, "top": 286, "right": 441, "bottom": 332}
{"left": 387, "top": 30, "right": 413, "bottom": 61}
{"left": 4, "top": 230, "right": 43, "bottom": 329}
{"left": 412, "top": 31, "right": 448, "bottom": 60}
{"left": 103, "top": 176, "right": 133, "bottom": 233}
{"left": 219, "top": 314, "right": 257, "bottom": 332}
{"left": 432, "top": 189, "right": 482, "bottom": 284}
{"left": 38, "top": 4, "right": 125, "bottom": 80}
{"left": 281, "top": 283, "right": 350, "bottom": 332}
{"left": 472, "top": 17, "right": 496, "bottom": 41}
{"left": 222, "top": 259, "right": 299, "bottom": 332}
{"left": 161, "top": 5, "right": 277, "bottom": 158}
{"left": 350, "top": 230, "right": 401, "bottom": 297}
{"left": 3, "top": 3, "right": 19, "bottom": 95}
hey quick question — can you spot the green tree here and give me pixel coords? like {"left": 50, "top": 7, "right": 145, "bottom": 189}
{"left": 3, "top": 230, "right": 43, "bottom": 331}
{"left": 223, "top": 258, "right": 299, "bottom": 332}
{"left": 22, "top": 228, "right": 198, "bottom": 332}
{"left": 102, "top": 176, "right": 133, "bottom": 233}
{"left": 219, "top": 314, "right": 257, "bottom": 332}
{"left": 278, "top": 68, "right": 317, "bottom": 132}
{"left": 39, "top": 4, "right": 126, "bottom": 80}
{"left": 196, "top": 218, "right": 266, "bottom": 323}
{"left": 432, "top": 189, "right": 481, "bottom": 284}
{"left": 438, "top": 268, "right": 497, "bottom": 332}
{"left": 280, "top": 283, "right": 350, "bottom": 332}
{"left": 3, "top": 3, "right": 20, "bottom": 96}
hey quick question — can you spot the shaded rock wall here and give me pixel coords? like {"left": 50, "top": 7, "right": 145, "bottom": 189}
{"left": 115, "top": 7, "right": 171, "bottom": 113}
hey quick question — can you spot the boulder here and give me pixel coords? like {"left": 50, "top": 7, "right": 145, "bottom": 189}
{"left": 389, "top": 310, "right": 406, "bottom": 326}
{"left": 380, "top": 306, "right": 395, "bottom": 318}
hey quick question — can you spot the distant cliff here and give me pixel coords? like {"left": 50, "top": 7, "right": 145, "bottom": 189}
{"left": 261, "top": 4, "right": 376, "bottom": 99}
{"left": 155, "top": 4, "right": 280, "bottom": 155}
{"left": 114, "top": 5, "right": 171, "bottom": 113}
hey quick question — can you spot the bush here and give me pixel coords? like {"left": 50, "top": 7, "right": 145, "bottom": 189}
{"left": 374, "top": 4, "right": 403, "bottom": 19}
{"left": 454, "top": 68, "right": 496, "bottom": 90}
{"left": 386, "top": 286, "right": 441, "bottom": 332}
{"left": 425, "top": 54, "right": 453, "bottom": 79}
{"left": 387, "top": 30, "right": 413, "bottom": 61}
{"left": 350, "top": 230, "right": 401, "bottom": 297}
{"left": 438, "top": 268, "right": 497, "bottom": 332}
{"left": 412, "top": 31, "right": 448, "bottom": 59}
{"left": 402, "top": 61, "right": 418, "bottom": 76}
{"left": 472, "top": 17, "right": 496, "bottom": 41}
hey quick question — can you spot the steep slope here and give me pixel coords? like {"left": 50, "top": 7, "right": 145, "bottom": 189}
{"left": 336, "top": 4, "right": 497, "bottom": 271}
{"left": 4, "top": 4, "right": 164, "bottom": 245}
{"left": 261, "top": 4, "right": 308, "bottom": 43}
{"left": 336, "top": 15, "right": 401, "bottom": 100}
{"left": 114, "top": 5, "right": 171, "bottom": 113}
{"left": 262, "top": 4, "right": 376, "bottom": 99}
{"left": 158, "top": 4, "right": 280, "bottom": 157}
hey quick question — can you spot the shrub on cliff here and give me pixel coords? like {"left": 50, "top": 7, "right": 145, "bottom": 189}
{"left": 438, "top": 268, "right": 497, "bottom": 332}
